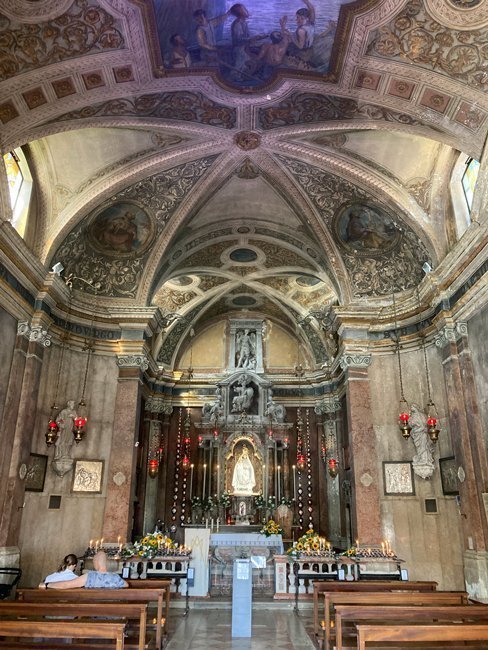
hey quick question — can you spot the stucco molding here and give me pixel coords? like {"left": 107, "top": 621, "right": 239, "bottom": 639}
{"left": 116, "top": 354, "right": 149, "bottom": 370}
{"left": 145, "top": 397, "right": 173, "bottom": 415}
{"left": 339, "top": 354, "right": 372, "bottom": 370}
{"left": 434, "top": 322, "right": 469, "bottom": 348}
{"left": 17, "top": 322, "right": 52, "bottom": 347}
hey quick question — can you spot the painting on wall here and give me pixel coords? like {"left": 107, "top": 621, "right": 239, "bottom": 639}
{"left": 334, "top": 203, "right": 400, "bottom": 255}
{"left": 71, "top": 460, "right": 104, "bottom": 494}
{"left": 25, "top": 453, "right": 48, "bottom": 492}
{"left": 383, "top": 461, "right": 415, "bottom": 496}
{"left": 439, "top": 456, "right": 459, "bottom": 496}
{"left": 151, "top": 0, "right": 345, "bottom": 89}
{"left": 87, "top": 202, "right": 154, "bottom": 257}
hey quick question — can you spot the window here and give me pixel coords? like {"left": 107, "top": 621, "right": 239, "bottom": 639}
{"left": 2, "top": 148, "right": 32, "bottom": 238}
{"left": 461, "top": 157, "right": 480, "bottom": 211}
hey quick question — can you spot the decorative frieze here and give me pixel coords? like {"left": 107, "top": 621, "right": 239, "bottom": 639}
{"left": 339, "top": 354, "right": 372, "bottom": 370}
{"left": 17, "top": 322, "right": 51, "bottom": 347}
{"left": 314, "top": 398, "right": 342, "bottom": 415}
{"left": 116, "top": 354, "right": 149, "bottom": 371}
{"left": 434, "top": 323, "right": 468, "bottom": 348}
{"left": 145, "top": 397, "right": 173, "bottom": 415}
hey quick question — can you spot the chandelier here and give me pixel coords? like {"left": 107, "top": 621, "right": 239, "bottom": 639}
{"left": 417, "top": 288, "right": 440, "bottom": 442}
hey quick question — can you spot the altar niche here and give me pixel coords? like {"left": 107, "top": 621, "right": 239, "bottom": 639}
{"left": 226, "top": 437, "right": 263, "bottom": 525}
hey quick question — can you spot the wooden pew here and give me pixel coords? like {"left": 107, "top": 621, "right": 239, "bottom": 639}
{"left": 335, "top": 604, "right": 488, "bottom": 650}
{"left": 323, "top": 590, "right": 468, "bottom": 650}
{"left": 312, "top": 579, "right": 437, "bottom": 638}
{"left": 0, "top": 619, "right": 125, "bottom": 650}
{"left": 127, "top": 579, "right": 172, "bottom": 624}
{"left": 0, "top": 602, "right": 147, "bottom": 650}
{"left": 17, "top": 587, "right": 166, "bottom": 650}
{"left": 357, "top": 623, "right": 488, "bottom": 649}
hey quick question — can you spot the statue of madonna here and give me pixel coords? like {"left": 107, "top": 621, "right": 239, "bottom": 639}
{"left": 231, "top": 444, "right": 256, "bottom": 495}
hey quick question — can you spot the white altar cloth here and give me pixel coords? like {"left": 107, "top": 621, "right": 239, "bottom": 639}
{"left": 210, "top": 533, "right": 283, "bottom": 553}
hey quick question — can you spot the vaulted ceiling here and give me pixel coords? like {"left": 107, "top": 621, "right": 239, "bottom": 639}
{"left": 1, "top": 0, "right": 486, "bottom": 368}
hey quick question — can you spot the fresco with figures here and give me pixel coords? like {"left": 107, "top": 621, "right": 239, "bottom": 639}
{"left": 153, "top": 0, "right": 350, "bottom": 88}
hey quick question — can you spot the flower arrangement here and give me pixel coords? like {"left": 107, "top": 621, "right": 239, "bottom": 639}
{"left": 341, "top": 547, "right": 357, "bottom": 557}
{"left": 260, "top": 519, "right": 283, "bottom": 538}
{"left": 267, "top": 495, "right": 276, "bottom": 509}
{"left": 254, "top": 494, "right": 265, "bottom": 509}
{"left": 219, "top": 492, "right": 231, "bottom": 508}
{"left": 190, "top": 495, "right": 202, "bottom": 509}
{"left": 278, "top": 496, "right": 293, "bottom": 507}
{"left": 130, "top": 532, "right": 177, "bottom": 558}
{"left": 287, "top": 529, "right": 333, "bottom": 558}
{"left": 202, "top": 495, "right": 214, "bottom": 512}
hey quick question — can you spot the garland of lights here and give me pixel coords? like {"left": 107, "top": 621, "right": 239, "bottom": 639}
{"left": 296, "top": 405, "right": 304, "bottom": 529}
{"left": 180, "top": 408, "right": 191, "bottom": 525}
{"left": 305, "top": 407, "right": 313, "bottom": 530}
{"left": 171, "top": 408, "right": 183, "bottom": 525}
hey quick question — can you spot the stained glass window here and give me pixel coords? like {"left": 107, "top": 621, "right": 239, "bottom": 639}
{"left": 2, "top": 149, "right": 32, "bottom": 237}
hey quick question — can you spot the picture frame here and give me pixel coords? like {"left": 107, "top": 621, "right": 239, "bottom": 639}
{"left": 71, "top": 459, "right": 104, "bottom": 494}
{"left": 25, "top": 453, "right": 48, "bottom": 492}
{"left": 383, "top": 461, "right": 415, "bottom": 496}
{"left": 439, "top": 456, "right": 459, "bottom": 496}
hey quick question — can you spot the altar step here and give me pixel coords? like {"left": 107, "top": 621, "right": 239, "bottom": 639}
{"left": 170, "top": 598, "right": 313, "bottom": 611}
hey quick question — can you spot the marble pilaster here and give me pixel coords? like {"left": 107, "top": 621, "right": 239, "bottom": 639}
{"left": 0, "top": 323, "right": 48, "bottom": 546}
{"left": 434, "top": 324, "right": 488, "bottom": 553}
{"left": 339, "top": 353, "right": 382, "bottom": 544}
{"left": 102, "top": 358, "right": 144, "bottom": 541}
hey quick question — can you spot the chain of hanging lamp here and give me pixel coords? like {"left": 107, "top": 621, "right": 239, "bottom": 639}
{"left": 392, "top": 292, "right": 412, "bottom": 439}
{"left": 416, "top": 288, "right": 441, "bottom": 442}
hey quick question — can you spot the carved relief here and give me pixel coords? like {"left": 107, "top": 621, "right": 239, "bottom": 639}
{"left": 258, "top": 92, "right": 425, "bottom": 130}
{"left": 0, "top": 0, "right": 124, "bottom": 81}
{"left": 367, "top": 1, "right": 488, "bottom": 88}
{"left": 406, "top": 177, "right": 432, "bottom": 211}
{"left": 56, "top": 92, "right": 237, "bottom": 129}
{"left": 54, "top": 157, "right": 216, "bottom": 297}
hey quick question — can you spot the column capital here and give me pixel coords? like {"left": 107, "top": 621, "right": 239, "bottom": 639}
{"left": 145, "top": 396, "right": 173, "bottom": 415}
{"left": 339, "top": 353, "right": 372, "bottom": 371}
{"left": 314, "top": 398, "right": 341, "bottom": 415}
{"left": 116, "top": 354, "right": 149, "bottom": 371}
{"left": 17, "top": 321, "right": 51, "bottom": 347}
{"left": 434, "top": 322, "right": 468, "bottom": 349}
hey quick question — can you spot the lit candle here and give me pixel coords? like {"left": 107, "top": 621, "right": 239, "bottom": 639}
{"left": 100, "top": 538, "right": 104, "bottom": 547}
{"left": 217, "top": 464, "right": 220, "bottom": 493}
{"left": 277, "top": 466, "right": 281, "bottom": 503}
{"left": 89, "top": 539, "right": 93, "bottom": 550}
{"left": 203, "top": 464, "right": 207, "bottom": 499}
{"left": 263, "top": 464, "right": 267, "bottom": 501}
{"left": 95, "top": 539, "right": 99, "bottom": 551}
{"left": 216, "top": 518, "right": 220, "bottom": 533}
{"left": 381, "top": 542, "right": 385, "bottom": 555}
{"left": 190, "top": 464, "right": 194, "bottom": 499}
{"left": 292, "top": 465, "right": 296, "bottom": 501}
{"left": 117, "top": 535, "right": 121, "bottom": 545}
{"left": 356, "top": 539, "right": 359, "bottom": 550}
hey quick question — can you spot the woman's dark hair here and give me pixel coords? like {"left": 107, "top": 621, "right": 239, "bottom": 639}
{"left": 57, "top": 554, "right": 78, "bottom": 572}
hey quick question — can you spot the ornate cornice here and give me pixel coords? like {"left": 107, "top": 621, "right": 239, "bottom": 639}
{"left": 314, "top": 398, "right": 342, "bottom": 415}
{"left": 17, "top": 321, "right": 51, "bottom": 347}
{"left": 434, "top": 322, "right": 468, "bottom": 348}
{"left": 116, "top": 354, "right": 149, "bottom": 370}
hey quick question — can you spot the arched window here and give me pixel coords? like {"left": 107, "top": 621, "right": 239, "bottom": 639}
{"left": 450, "top": 154, "right": 480, "bottom": 239}
{"left": 3, "top": 148, "right": 32, "bottom": 238}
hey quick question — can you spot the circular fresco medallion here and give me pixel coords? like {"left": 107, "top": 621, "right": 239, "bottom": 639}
{"left": 296, "top": 275, "right": 322, "bottom": 287}
{"left": 229, "top": 248, "right": 258, "bottom": 263}
{"left": 87, "top": 201, "right": 155, "bottom": 257}
{"left": 232, "top": 296, "right": 257, "bottom": 306}
{"left": 334, "top": 203, "right": 400, "bottom": 256}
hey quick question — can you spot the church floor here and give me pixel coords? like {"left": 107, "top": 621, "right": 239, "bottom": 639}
{"left": 165, "top": 607, "right": 317, "bottom": 649}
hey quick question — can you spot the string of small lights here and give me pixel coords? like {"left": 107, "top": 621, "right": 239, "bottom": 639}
{"left": 171, "top": 407, "right": 183, "bottom": 525}
{"left": 305, "top": 407, "right": 314, "bottom": 530}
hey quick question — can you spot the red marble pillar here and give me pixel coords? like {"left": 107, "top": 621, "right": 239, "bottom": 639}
{"left": 340, "top": 354, "right": 382, "bottom": 545}
{"left": 0, "top": 322, "right": 51, "bottom": 546}
{"left": 102, "top": 356, "right": 145, "bottom": 542}
{"left": 434, "top": 323, "right": 488, "bottom": 550}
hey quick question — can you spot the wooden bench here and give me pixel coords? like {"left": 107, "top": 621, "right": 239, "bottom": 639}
{"left": 323, "top": 590, "right": 469, "bottom": 650}
{"left": 357, "top": 623, "right": 488, "bottom": 649}
{"left": 335, "top": 604, "right": 488, "bottom": 650}
{"left": 0, "top": 601, "right": 148, "bottom": 650}
{"left": 0, "top": 619, "right": 125, "bottom": 650}
{"left": 312, "top": 580, "right": 437, "bottom": 638}
{"left": 17, "top": 587, "right": 166, "bottom": 649}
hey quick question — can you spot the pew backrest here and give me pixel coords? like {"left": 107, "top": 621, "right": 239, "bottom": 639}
{"left": 357, "top": 623, "right": 488, "bottom": 650}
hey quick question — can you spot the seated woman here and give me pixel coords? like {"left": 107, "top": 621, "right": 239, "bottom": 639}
{"left": 44, "top": 553, "right": 78, "bottom": 584}
{"left": 39, "top": 550, "right": 128, "bottom": 589}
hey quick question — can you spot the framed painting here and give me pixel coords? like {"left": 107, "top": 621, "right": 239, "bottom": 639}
{"left": 439, "top": 456, "right": 459, "bottom": 496}
{"left": 25, "top": 453, "right": 48, "bottom": 492}
{"left": 71, "top": 459, "right": 104, "bottom": 494}
{"left": 383, "top": 461, "right": 415, "bottom": 496}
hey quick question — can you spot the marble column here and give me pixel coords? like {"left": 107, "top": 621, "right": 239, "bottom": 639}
{"left": 102, "top": 354, "right": 147, "bottom": 542}
{"left": 339, "top": 353, "right": 382, "bottom": 544}
{"left": 0, "top": 322, "right": 51, "bottom": 546}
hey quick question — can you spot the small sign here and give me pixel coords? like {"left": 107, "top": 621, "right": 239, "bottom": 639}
{"left": 121, "top": 567, "right": 130, "bottom": 579}
{"left": 338, "top": 569, "right": 345, "bottom": 581}
{"left": 187, "top": 567, "right": 195, "bottom": 587}
{"left": 401, "top": 569, "right": 409, "bottom": 581}
{"left": 236, "top": 560, "right": 250, "bottom": 580}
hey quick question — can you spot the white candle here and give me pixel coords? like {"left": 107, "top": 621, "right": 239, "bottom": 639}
{"left": 211, "top": 518, "right": 214, "bottom": 531}
{"left": 203, "top": 464, "right": 207, "bottom": 499}
{"left": 277, "top": 466, "right": 281, "bottom": 503}
{"left": 190, "top": 464, "right": 194, "bottom": 499}
{"left": 217, "top": 464, "right": 220, "bottom": 493}
{"left": 263, "top": 464, "right": 267, "bottom": 501}
{"left": 89, "top": 539, "right": 93, "bottom": 549}
{"left": 216, "top": 518, "right": 220, "bottom": 533}
{"left": 292, "top": 465, "right": 296, "bottom": 500}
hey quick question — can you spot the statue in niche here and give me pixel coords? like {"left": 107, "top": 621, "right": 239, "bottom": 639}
{"left": 202, "top": 386, "right": 223, "bottom": 423}
{"left": 265, "top": 388, "right": 286, "bottom": 423}
{"left": 236, "top": 329, "right": 256, "bottom": 369}
{"left": 232, "top": 444, "right": 256, "bottom": 495}
{"left": 52, "top": 399, "right": 77, "bottom": 477}
{"left": 232, "top": 373, "right": 254, "bottom": 413}
{"left": 410, "top": 403, "right": 435, "bottom": 479}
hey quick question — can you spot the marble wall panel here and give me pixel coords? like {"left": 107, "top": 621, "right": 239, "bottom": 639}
{"left": 468, "top": 306, "right": 488, "bottom": 451}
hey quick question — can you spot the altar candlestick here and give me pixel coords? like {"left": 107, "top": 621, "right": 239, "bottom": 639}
{"left": 203, "top": 464, "right": 207, "bottom": 499}
{"left": 216, "top": 518, "right": 220, "bottom": 533}
{"left": 277, "top": 466, "right": 281, "bottom": 503}
{"left": 211, "top": 518, "right": 214, "bottom": 531}
{"left": 262, "top": 464, "right": 267, "bottom": 501}
{"left": 190, "top": 464, "right": 194, "bottom": 499}
{"left": 292, "top": 465, "right": 296, "bottom": 501}
{"left": 217, "top": 464, "right": 220, "bottom": 493}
